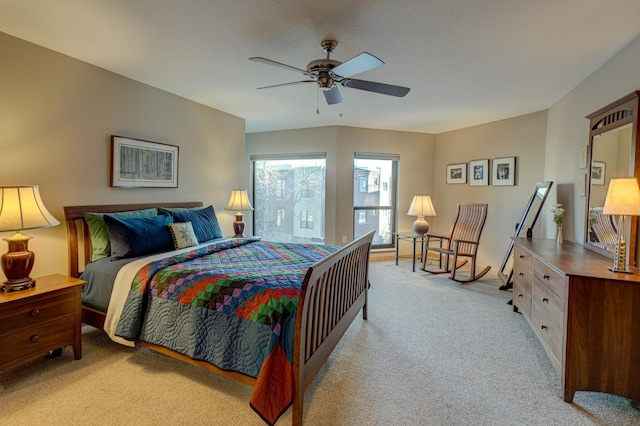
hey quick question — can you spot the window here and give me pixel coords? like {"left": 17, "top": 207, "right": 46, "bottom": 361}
{"left": 358, "top": 210, "right": 367, "bottom": 224}
{"left": 300, "top": 211, "right": 314, "bottom": 229}
{"left": 353, "top": 154, "right": 398, "bottom": 248}
{"left": 253, "top": 154, "right": 326, "bottom": 243}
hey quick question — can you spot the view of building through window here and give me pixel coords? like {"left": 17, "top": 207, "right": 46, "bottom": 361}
{"left": 253, "top": 157, "right": 326, "bottom": 243}
{"left": 353, "top": 157, "right": 397, "bottom": 248}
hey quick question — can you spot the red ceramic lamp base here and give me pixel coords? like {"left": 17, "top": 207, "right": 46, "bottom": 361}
{"left": 2, "top": 233, "right": 36, "bottom": 292}
{"left": 232, "top": 213, "right": 246, "bottom": 238}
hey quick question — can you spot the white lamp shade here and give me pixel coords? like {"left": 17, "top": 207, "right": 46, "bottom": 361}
{"left": 0, "top": 186, "right": 60, "bottom": 232}
{"left": 225, "top": 189, "right": 254, "bottom": 212}
{"left": 603, "top": 178, "right": 640, "bottom": 216}
{"left": 408, "top": 195, "right": 436, "bottom": 217}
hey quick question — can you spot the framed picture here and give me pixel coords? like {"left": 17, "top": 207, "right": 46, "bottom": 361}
{"left": 111, "top": 136, "right": 179, "bottom": 188}
{"left": 446, "top": 163, "right": 467, "bottom": 184}
{"left": 468, "top": 159, "right": 490, "bottom": 186}
{"left": 591, "top": 161, "right": 606, "bottom": 185}
{"left": 492, "top": 157, "right": 516, "bottom": 186}
{"left": 577, "top": 173, "right": 587, "bottom": 197}
{"left": 579, "top": 146, "right": 588, "bottom": 169}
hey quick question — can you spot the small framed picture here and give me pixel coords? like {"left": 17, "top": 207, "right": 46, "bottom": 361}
{"left": 446, "top": 163, "right": 467, "bottom": 184}
{"left": 579, "top": 146, "right": 588, "bottom": 169}
{"left": 591, "top": 161, "right": 606, "bottom": 185}
{"left": 468, "top": 159, "right": 490, "bottom": 186}
{"left": 492, "top": 157, "right": 516, "bottom": 186}
{"left": 577, "top": 173, "right": 587, "bottom": 197}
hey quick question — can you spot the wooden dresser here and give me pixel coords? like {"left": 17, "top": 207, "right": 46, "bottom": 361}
{"left": 512, "top": 238, "right": 640, "bottom": 403}
{"left": 0, "top": 274, "right": 86, "bottom": 370}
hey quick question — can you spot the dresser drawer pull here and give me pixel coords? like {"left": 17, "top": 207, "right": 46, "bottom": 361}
{"left": 519, "top": 272, "right": 524, "bottom": 276}
{"left": 542, "top": 297, "right": 548, "bottom": 303}
{"left": 30, "top": 335, "right": 40, "bottom": 343}
{"left": 519, "top": 255, "right": 525, "bottom": 259}
{"left": 543, "top": 274, "right": 550, "bottom": 280}
{"left": 518, "top": 293, "right": 523, "bottom": 298}
{"left": 541, "top": 325, "right": 548, "bottom": 330}
{"left": 31, "top": 309, "right": 40, "bottom": 316}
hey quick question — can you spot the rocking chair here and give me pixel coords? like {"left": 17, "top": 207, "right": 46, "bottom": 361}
{"left": 420, "top": 203, "right": 491, "bottom": 283}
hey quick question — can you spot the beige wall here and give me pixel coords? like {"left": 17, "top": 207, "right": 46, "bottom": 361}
{"left": 432, "top": 111, "right": 548, "bottom": 268}
{"left": 545, "top": 34, "right": 640, "bottom": 244}
{"left": 0, "top": 32, "right": 246, "bottom": 281}
{"left": 246, "top": 126, "right": 435, "bottom": 246}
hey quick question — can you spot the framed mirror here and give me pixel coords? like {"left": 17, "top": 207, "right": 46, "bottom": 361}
{"left": 585, "top": 91, "right": 640, "bottom": 265}
{"left": 498, "top": 181, "right": 553, "bottom": 290}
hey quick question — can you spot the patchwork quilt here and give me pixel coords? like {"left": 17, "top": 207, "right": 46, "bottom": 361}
{"left": 114, "top": 238, "right": 338, "bottom": 425}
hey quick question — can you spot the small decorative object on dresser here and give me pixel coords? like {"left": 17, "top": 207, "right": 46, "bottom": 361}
{"left": 551, "top": 204, "right": 565, "bottom": 245}
{"left": 0, "top": 186, "right": 60, "bottom": 292}
{"left": 225, "top": 189, "right": 254, "bottom": 237}
{"left": 0, "top": 274, "right": 86, "bottom": 370}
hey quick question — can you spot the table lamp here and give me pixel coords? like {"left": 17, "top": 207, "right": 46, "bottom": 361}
{"left": 0, "top": 186, "right": 60, "bottom": 292}
{"left": 225, "top": 189, "right": 254, "bottom": 237}
{"left": 602, "top": 178, "right": 640, "bottom": 273}
{"left": 407, "top": 195, "right": 436, "bottom": 235}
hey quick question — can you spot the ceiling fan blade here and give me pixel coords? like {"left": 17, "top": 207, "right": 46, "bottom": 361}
{"left": 332, "top": 52, "right": 384, "bottom": 78}
{"left": 257, "top": 80, "right": 316, "bottom": 90}
{"left": 342, "top": 79, "right": 410, "bottom": 97}
{"left": 249, "top": 57, "right": 310, "bottom": 76}
{"left": 323, "top": 86, "right": 343, "bottom": 105}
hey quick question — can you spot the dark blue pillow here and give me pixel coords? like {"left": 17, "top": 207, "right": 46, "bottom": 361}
{"left": 104, "top": 214, "right": 174, "bottom": 259}
{"left": 171, "top": 205, "right": 222, "bottom": 242}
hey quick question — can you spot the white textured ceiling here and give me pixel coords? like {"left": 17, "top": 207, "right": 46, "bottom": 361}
{"left": 1, "top": 0, "right": 639, "bottom": 134}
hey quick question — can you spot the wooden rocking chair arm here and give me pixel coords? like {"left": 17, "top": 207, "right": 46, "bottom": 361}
{"left": 452, "top": 238, "right": 479, "bottom": 246}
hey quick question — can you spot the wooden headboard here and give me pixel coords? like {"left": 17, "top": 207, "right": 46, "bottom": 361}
{"left": 64, "top": 202, "right": 203, "bottom": 278}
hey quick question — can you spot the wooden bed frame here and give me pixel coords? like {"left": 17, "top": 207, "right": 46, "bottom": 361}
{"left": 64, "top": 202, "right": 374, "bottom": 425}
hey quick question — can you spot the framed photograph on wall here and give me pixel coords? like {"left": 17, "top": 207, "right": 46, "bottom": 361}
{"left": 111, "top": 135, "right": 179, "bottom": 188}
{"left": 492, "top": 157, "right": 516, "bottom": 186}
{"left": 468, "top": 159, "right": 490, "bottom": 186}
{"left": 446, "top": 163, "right": 467, "bottom": 184}
{"left": 591, "top": 161, "right": 606, "bottom": 185}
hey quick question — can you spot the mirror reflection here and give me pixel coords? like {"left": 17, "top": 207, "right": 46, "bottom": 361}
{"left": 587, "top": 123, "right": 632, "bottom": 255}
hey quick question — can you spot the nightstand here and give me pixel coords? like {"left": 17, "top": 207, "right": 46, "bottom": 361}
{"left": 0, "top": 274, "right": 86, "bottom": 370}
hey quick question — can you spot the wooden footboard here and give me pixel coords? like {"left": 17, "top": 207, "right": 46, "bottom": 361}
{"left": 292, "top": 230, "right": 375, "bottom": 425}
{"left": 64, "top": 203, "right": 374, "bottom": 425}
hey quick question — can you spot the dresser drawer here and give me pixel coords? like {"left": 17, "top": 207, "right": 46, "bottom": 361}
{"left": 531, "top": 298, "right": 563, "bottom": 371}
{"left": 534, "top": 260, "right": 566, "bottom": 299}
{"left": 0, "top": 315, "right": 76, "bottom": 365}
{"left": 532, "top": 279, "right": 564, "bottom": 329}
{"left": 513, "top": 277, "right": 532, "bottom": 319}
{"left": 514, "top": 245, "right": 534, "bottom": 274}
{"left": 0, "top": 290, "right": 76, "bottom": 337}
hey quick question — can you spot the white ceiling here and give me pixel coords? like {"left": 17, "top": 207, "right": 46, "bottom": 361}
{"left": 1, "top": 0, "right": 639, "bottom": 134}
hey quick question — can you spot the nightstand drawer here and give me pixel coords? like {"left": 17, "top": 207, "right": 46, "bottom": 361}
{"left": 0, "top": 315, "right": 75, "bottom": 364}
{"left": 0, "top": 289, "right": 76, "bottom": 337}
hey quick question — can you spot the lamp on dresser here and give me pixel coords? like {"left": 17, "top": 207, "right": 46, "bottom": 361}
{"left": 0, "top": 185, "right": 60, "bottom": 292}
{"left": 407, "top": 195, "right": 436, "bottom": 235}
{"left": 602, "top": 178, "right": 640, "bottom": 273}
{"left": 225, "top": 189, "right": 254, "bottom": 238}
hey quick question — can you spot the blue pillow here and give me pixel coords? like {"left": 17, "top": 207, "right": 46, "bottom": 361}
{"left": 104, "top": 214, "right": 174, "bottom": 259}
{"left": 171, "top": 205, "right": 222, "bottom": 242}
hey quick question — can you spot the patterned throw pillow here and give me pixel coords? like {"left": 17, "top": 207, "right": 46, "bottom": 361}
{"left": 168, "top": 221, "right": 199, "bottom": 249}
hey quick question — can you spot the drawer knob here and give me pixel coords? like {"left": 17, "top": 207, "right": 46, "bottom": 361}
{"left": 30, "top": 335, "right": 40, "bottom": 343}
{"left": 542, "top": 297, "right": 549, "bottom": 303}
{"left": 541, "top": 325, "right": 548, "bottom": 330}
{"left": 519, "top": 255, "right": 524, "bottom": 259}
{"left": 31, "top": 309, "right": 40, "bottom": 316}
{"left": 518, "top": 293, "right": 523, "bottom": 298}
{"left": 543, "top": 274, "right": 550, "bottom": 280}
{"left": 518, "top": 272, "right": 524, "bottom": 276}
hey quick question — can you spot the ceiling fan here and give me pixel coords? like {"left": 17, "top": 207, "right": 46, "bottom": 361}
{"left": 249, "top": 40, "right": 410, "bottom": 105}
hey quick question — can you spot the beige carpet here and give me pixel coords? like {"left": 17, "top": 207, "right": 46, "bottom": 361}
{"left": 1, "top": 261, "right": 639, "bottom": 425}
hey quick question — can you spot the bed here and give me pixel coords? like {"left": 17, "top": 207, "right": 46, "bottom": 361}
{"left": 64, "top": 202, "right": 374, "bottom": 426}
